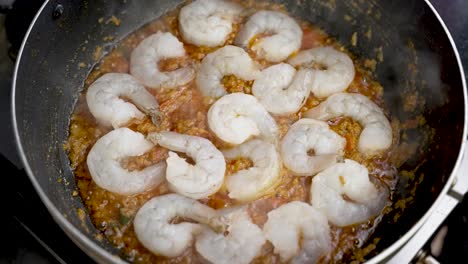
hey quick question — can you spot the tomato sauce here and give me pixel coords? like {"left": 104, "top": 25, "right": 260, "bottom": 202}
{"left": 65, "top": 1, "right": 400, "bottom": 263}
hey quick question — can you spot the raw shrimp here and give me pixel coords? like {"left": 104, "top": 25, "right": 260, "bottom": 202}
{"left": 134, "top": 194, "right": 220, "bottom": 258}
{"left": 86, "top": 128, "right": 166, "bottom": 195}
{"left": 305, "top": 92, "right": 392, "bottom": 154}
{"left": 196, "top": 45, "right": 260, "bottom": 98}
{"left": 179, "top": 0, "right": 243, "bottom": 47}
{"left": 288, "top": 47, "right": 355, "bottom": 98}
{"left": 207, "top": 93, "right": 279, "bottom": 145}
{"left": 147, "top": 131, "right": 225, "bottom": 199}
{"left": 235, "top": 10, "right": 302, "bottom": 62}
{"left": 281, "top": 119, "right": 345, "bottom": 176}
{"left": 252, "top": 63, "right": 314, "bottom": 115}
{"left": 196, "top": 207, "right": 266, "bottom": 264}
{"left": 310, "top": 159, "right": 389, "bottom": 227}
{"left": 86, "top": 73, "right": 161, "bottom": 128}
{"left": 263, "top": 201, "right": 331, "bottom": 264}
{"left": 130, "top": 31, "right": 195, "bottom": 89}
{"left": 223, "top": 139, "right": 281, "bottom": 202}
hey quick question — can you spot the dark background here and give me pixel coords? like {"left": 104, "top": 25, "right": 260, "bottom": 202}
{"left": 0, "top": 0, "right": 466, "bottom": 263}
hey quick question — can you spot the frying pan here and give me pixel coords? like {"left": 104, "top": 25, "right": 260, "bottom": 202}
{"left": 11, "top": 0, "right": 468, "bottom": 263}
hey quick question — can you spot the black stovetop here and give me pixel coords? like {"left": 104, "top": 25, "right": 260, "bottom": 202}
{"left": 0, "top": 0, "right": 467, "bottom": 263}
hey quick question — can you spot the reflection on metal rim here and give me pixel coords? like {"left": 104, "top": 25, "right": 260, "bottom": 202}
{"left": 11, "top": 0, "right": 468, "bottom": 263}
{"left": 11, "top": 0, "right": 126, "bottom": 263}
{"left": 366, "top": 0, "right": 468, "bottom": 263}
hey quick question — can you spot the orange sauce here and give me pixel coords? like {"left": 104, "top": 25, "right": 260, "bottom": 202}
{"left": 65, "top": 1, "right": 399, "bottom": 263}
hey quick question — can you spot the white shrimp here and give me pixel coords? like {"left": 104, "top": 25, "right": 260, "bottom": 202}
{"left": 305, "top": 92, "right": 392, "bottom": 154}
{"left": 196, "top": 207, "right": 266, "bottom": 264}
{"left": 130, "top": 31, "right": 195, "bottom": 89}
{"left": 134, "top": 194, "right": 220, "bottom": 258}
{"left": 208, "top": 93, "right": 279, "bottom": 145}
{"left": 179, "top": 0, "right": 243, "bottom": 47}
{"left": 288, "top": 47, "right": 355, "bottom": 98}
{"left": 86, "top": 128, "right": 166, "bottom": 195}
{"left": 252, "top": 63, "right": 313, "bottom": 115}
{"left": 235, "top": 10, "right": 302, "bottom": 62}
{"left": 310, "top": 159, "right": 389, "bottom": 227}
{"left": 147, "top": 131, "right": 225, "bottom": 199}
{"left": 281, "top": 119, "right": 345, "bottom": 176}
{"left": 86, "top": 73, "right": 161, "bottom": 128}
{"left": 196, "top": 45, "right": 260, "bottom": 98}
{"left": 223, "top": 139, "right": 281, "bottom": 202}
{"left": 263, "top": 201, "right": 331, "bottom": 264}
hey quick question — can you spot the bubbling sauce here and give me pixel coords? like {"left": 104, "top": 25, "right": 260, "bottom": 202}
{"left": 66, "top": 1, "right": 399, "bottom": 263}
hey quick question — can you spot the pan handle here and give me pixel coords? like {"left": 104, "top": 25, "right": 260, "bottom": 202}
{"left": 387, "top": 140, "right": 468, "bottom": 264}
{"left": 447, "top": 147, "right": 468, "bottom": 201}
{"left": 411, "top": 171, "right": 468, "bottom": 264}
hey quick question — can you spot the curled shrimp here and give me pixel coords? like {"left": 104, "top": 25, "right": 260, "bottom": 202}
{"left": 263, "top": 201, "right": 331, "bottom": 264}
{"left": 196, "top": 207, "right": 266, "bottom": 264}
{"left": 223, "top": 139, "right": 281, "bottom": 202}
{"left": 130, "top": 31, "right": 195, "bottom": 89}
{"left": 134, "top": 194, "right": 221, "bottom": 258}
{"left": 310, "top": 159, "right": 389, "bottom": 227}
{"left": 86, "top": 128, "right": 166, "bottom": 195}
{"left": 207, "top": 93, "right": 279, "bottom": 145}
{"left": 86, "top": 73, "right": 161, "bottom": 128}
{"left": 147, "top": 131, "right": 225, "bottom": 199}
{"left": 235, "top": 10, "right": 302, "bottom": 62}
{"left": 196, "top": 45, "right": 260, "bottom": 98}
{"left": 252, "top": 63, "right": 314, "bottom": 115}
{"left": 288, "top": 46, "right": 355, "bottom": 98}
{"left": 179, "top": 0, "right": 243, "bottom": 47}
{"left": 281, "top": 119, "right": 345, "bottom": 176}
{"left": 305, "top": 92, "right": 392, "bottom": 155}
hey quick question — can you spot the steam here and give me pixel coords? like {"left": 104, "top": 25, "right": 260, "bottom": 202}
{"left": 298, "top": 0, "right": 451, "bottom": 117}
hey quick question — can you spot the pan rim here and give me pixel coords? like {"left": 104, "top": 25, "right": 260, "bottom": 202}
{"left": 10, "top": 0, "right": 467, "bottom": 263}
{"left": 10, "top": 0, "right": 126, "bottom": 263}
{"left": 366, "top": 0, "right": 468, "bottom": 262}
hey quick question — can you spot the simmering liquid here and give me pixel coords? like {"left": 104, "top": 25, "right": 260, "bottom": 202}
{"left": 66, "top": 1, "right": 400, "bottom": 263}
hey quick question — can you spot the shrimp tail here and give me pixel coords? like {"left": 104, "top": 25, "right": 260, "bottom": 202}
{"left": 207, "top": 217, "right": 229, "bottom": 234}
{"left": 304, "top": 104, "right": 330, "bottom": 120}
{"left": 148, "top": 109, "right": 163, "bottom": 127}
{"left": 308, "top": 154, "right": 340, "bottom": 175}
{"left": 147, "top": 132, "right": 162, "bottom": 145}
